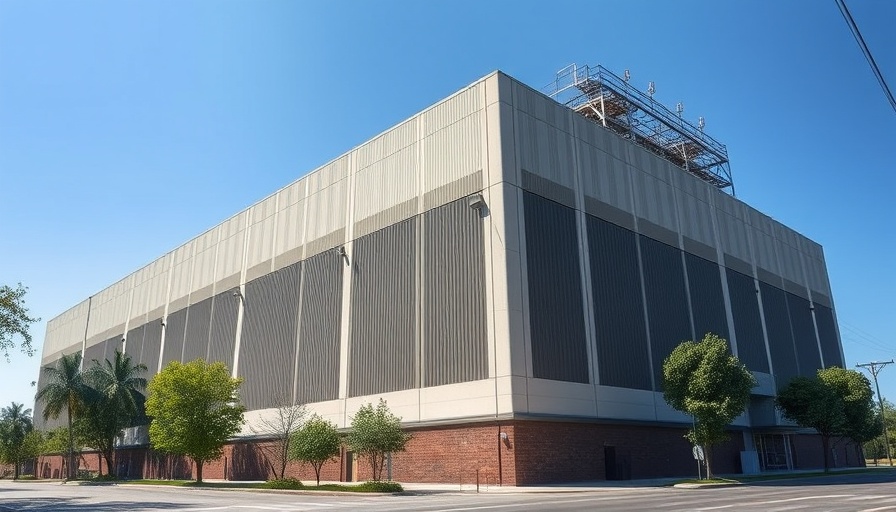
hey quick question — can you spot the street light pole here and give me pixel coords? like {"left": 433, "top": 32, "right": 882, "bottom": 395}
{"left": 857, "top": 360, "right": 894, "bottom": 467}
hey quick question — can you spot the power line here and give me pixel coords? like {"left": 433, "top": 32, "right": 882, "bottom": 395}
{"left": 834, "top": 0, "right": 896, "bottom": 113}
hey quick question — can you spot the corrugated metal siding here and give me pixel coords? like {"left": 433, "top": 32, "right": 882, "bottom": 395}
{"left": 814, "top": 304, "right": 843, "bottom": 368}
{"left": 678, "top": 193, "right": 716, "bottom": 249}
{"left": 760, "top": 282, "right": 799, "bottom": 389}
{"left": 579, "top": 142, "right": 633, "bottom": 214}
{"left": 523, "top": 192, "right": 589, "bottom": 384}
{"left": 246, "top": 195, "right": 278, "bottom": 269}
{"left": 83, "top": 341, "right": 106, "bottom": 368}
{"left": 516, "top": 112, "right": 576, "bottom": 191}
{"left": 208, "top": 291, "right": 239, "bottom": 369}
{"left": 169, "top": 243, "right": 195, "bottom": 305}
{"left": 101, "top": 335, "right": 123, "bottom": 364}
{"left": 274, "top": 179, "right": 307, "bottom": 261}
{"left": 786, "top": 292, "right": 822, "bottom": 377}
{"left": 216, "top": 213, "right": 248, "bottom": 282}
{"left": 632, "top": 170, "right": 678, "bottom": 233}
{"left": 640, "top": 235, "right": 693, "bottom": 390}
{"left": 422, "top": 109, "right": 482, "bottom": 207}
{"left": 182, "top": 298, "right": 213, "bottom": 363}
{"left": 238, "top": 264, "right": 302, "bottom": 410}
{"left": 685, "top": 253, "right": 730, "bottom": 341}
{"left": 586, "top": 215, "right": 652, "bottom": 390}
{"left": 725, "top": 269, "right": 770, "bottom": 372}
{"left": 423, "top": 198, "right": 488, "bottom": 387}
{"left": 192, "top": 228, "right": 219, "bottom": 292}
{"left": 142, "top": 320, "right": 163, "bottom": 376}
{"left": 161, "top": 308, "right": 188, "bottom": 368}
{"left": 125, "top": 325, "right": 145, "bottom": 364}
{"left": 349, "top": 218, "right": 417, "bottom": 397}
{"left": 295, "top": 251, "right": 343, "bottom": 403}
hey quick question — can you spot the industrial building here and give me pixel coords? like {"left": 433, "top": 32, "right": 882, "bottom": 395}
{"left": 34, "top": 66, "right": 858, "bottom": 484}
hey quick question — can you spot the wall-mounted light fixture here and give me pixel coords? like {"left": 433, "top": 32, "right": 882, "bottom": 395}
{"left": 160, "top": 319, "right": 166, "bottom": 327}
{"left": 467, "top": 193, "right": 486, "bottom": 211}
{"left": 336, "top": 246, "right": 350, "bottom": 266}
{"left": 809, "top": 304, "right": 815, "bottom": 311}
{"left": 121, "top": 337, "right": 126, "bottom": 343}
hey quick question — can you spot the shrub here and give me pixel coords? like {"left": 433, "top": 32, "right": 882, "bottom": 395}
{"left": 263, "top": 477, "right": 304, "bottom": 490}
{"left": 355, "top": 480, "right": 403, "bottom": 493}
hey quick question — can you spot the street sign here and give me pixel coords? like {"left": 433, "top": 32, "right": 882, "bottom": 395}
{"left": 692, "top": 445, "right": 705, "bottom": 461}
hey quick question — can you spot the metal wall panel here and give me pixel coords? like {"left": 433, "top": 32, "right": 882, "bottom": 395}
{"left": 349, "top": 218, "right": 418, "bottom": 397}
{"left": 182, "top": 297, "right": 213, "bottom": 363}
{"left": 216, "top": 213, "right": 247, "bottom": 281}
{"left": 246, "top": 194, "right": 278, "bottom": 269}
{"left": 82, "top": 340, "right": 106, "bottom": 368}
{"left": 169, "top": 243, "right": 195, "bottom": 305}
{"left": 42, "top": 300, "right": 90, "bottom": 360}
{"left": 142, "top": 320, "right": 163, "bottom": 376}
{"left": 579, "top": 142, "right": 633, "bottom": 214}
{"left": 423, "top": 199, "right": 489, "bottom": 387}
{"left": 295, "top": 251, "right": 343, "bottom": 403}
{"left": 814, "top": 304, "right": 843, "bottom": 368}
{"left": 640, "top": 235, "right": 693, "bottom": 390}
{"left": 422, "top": 113, "right": 482, "bottom": 207}
{"left": 192, "top": 228, "right": 219, "bottom": 292}
{"left": 760, "top": 282, "right": 799, "bottom": 389}
{"left": 678, "top": 193, "right": 716, "bottom": 249}
{"left": 523, "top": 192, "right": 589, "bottom": 384}
{"left": 161, "top": 308, "right": 188, "bottom": 368}
{"left": 274, "top": 179, "right": 307, "bottom": 260}
{"left": 786, "top": 292, "right": 822, "bottom": 377}
{"left": 632, "top": 171, "right": 678, "bottom": 233}
{"left": 517, "top": 110, "right": 576, "bottom": 190}
{"left": 725, "top": 269, "right": 770, "bottom": 372}
{"left": 586, "top": 215, "right": 652, "bottom": 390}
{"left": 208, "top": 291, "right": 239, "bottom": 369}
{"left": 101, "top": 335, "right": 123, "bottom": 364}
{"left": 685, "top": 253, "right": 730, "bottom": 341}
{"left": 124, "top": 325, "right": 145, "bottom": 364}
{"left": 239, "top": 264, "right": 302, "bottom": 411}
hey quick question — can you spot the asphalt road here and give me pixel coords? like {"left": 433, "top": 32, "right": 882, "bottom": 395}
{"left": 2, "top": 472, "right": 896, "bottom": 511}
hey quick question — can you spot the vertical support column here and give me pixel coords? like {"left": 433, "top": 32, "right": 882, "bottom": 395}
{"left": 338, "top": 151, "right": 358, "bottom": 427}
{"left": 230, "top": 214, "right": 252, "bottom": 378}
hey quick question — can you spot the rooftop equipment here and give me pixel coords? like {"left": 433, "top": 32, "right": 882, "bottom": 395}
{"left": 546, "top": 64, "right": 734, "bottom": 194}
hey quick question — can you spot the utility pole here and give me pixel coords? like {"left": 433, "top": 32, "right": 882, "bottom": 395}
{"left": 857, "top": 360, "right": 894, "bottom": 467}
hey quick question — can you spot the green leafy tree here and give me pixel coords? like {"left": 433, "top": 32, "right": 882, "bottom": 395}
{"left": 145, "top": 360, "right": 245, "bottom": 483}
{"left": 663, "top": 333, "right": 756, "bottom": 479}
{"left": 347, "top": 399, "right": 411, "bottom": 481}
{"left": 290, "top": 414, "right": 340, "bottom": 486}
{"left": 0, "top": 402, "right": 34, "bottom": 479}
{"left": 0, "top": 283, "right": 40, "bottom": 361}
{"left": 777, "top": 367, "right": 880, "bottom": 471}
{"left": 78, "top": 350, "right": 147, "bottom": 477}
{"left": 34, "top": 352, "right": 87, "bottom": 479}
{"left": 863, "top": 400, "right": 896, "bottom": 464}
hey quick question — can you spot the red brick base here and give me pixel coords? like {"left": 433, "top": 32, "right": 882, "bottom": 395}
{"left": 32, "top": 420, "right": 864, "bottom": 484}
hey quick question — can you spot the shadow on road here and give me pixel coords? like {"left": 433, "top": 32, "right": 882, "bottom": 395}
{"left": 744, "top": 471, "right": 896, "bottom": 488}
{"left": 0, "top": 498, "right": 186, "bottom": 511}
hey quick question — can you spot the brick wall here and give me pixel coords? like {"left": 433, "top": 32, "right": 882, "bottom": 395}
{"left": 30, "top": 421, "right": 863, "bottom": 484}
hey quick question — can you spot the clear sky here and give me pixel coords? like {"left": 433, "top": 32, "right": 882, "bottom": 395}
{"left": 1, "top": 1, "right": 894, "bottom": 415}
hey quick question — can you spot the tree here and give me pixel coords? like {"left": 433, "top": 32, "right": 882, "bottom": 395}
{"left": 777, "top": 367, "right": 880, "bottom": 471}
{"left": 663, "top": 333, "right": 756, "bottom": 479}
{"left": 145, "top": 360, "right": 245, "bottom": 483}
{"left": 0, "top": 283, "right": 40, "bottom": 361}
{"left": 290, "top": 414, "right": 340, "bottom": 486}
{"left": 0, "top": 402, "right": 34, "bottom": 479}
{"left": 34, "top": 352, "right": 87, "bottom": 479}
{"left": 78, "top": 350, "right": 147, "bottom": 478}
{"left": 347, "top": 399, "right": 411, "bottom": 481}
{"left": 863, "top": 400, "right": 896, "bottom": 464}
{"left": 250, "top": 395, "right": 305, "bottom": 480}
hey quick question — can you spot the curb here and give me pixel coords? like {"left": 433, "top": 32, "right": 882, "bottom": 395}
{"left": 673, "top": 482, "right": 742, "bottom": 489}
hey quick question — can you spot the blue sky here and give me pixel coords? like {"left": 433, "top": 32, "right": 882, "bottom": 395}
{"left": 1, "top": 1, "right": 894, "bottom": 413}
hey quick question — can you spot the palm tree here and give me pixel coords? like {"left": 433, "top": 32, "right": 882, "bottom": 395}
{"left": 35, "top": 352, "right": 86, "bottom": 480}
{"left": 82, "top": 350, "right": 147, "bottom": 477}
{"left": 0, "top": 402, "right": 33, "bottom": 479}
